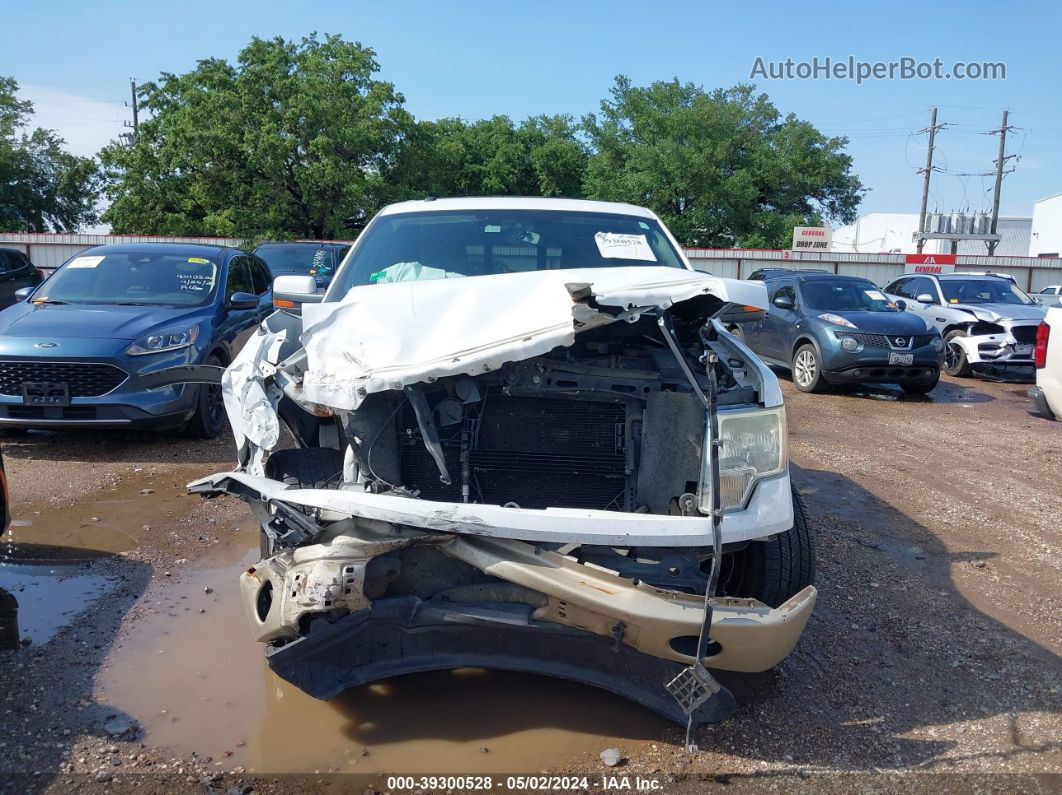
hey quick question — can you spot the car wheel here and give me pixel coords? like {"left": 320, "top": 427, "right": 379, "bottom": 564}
{"left": 183, "top": 354, "right": 227, "bottom": 439}
{"left": 260, "top": 447, "right": 346, "bottom": 555}
{"left": 943, "top": 330, "right": 972, "bottom": 377}
{"left": 717, "top": 485, "right": 816, "bottom": 607}
{"left": 792, "top": 344, "right": 826, "bottom": 393}
{"left": 901, "top": 370, "right": 940, "bottom": 395}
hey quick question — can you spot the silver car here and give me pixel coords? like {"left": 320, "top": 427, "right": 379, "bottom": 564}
{"left": 883, "top": 273, "right": 1045, "bottom": 377}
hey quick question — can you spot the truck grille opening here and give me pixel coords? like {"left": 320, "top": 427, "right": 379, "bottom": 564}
{"left": 1010, "top": 325, "right": 1037, "bottom": 346}
{"left": 399, "top": 394, "right": 631, "bottom": 510}
{"left": 0, "top": 361, "right": 128, "bottom": 397}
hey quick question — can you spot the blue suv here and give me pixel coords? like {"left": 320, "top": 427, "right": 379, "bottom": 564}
{"left": 0, "top": 243, "right": 272, "bottom": 437}
{"left": 737, "top": 272, "right": 944, "bottom": 394}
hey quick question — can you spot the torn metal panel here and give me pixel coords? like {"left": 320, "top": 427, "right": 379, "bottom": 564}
{"left": 220, "top": 328, "right": 287, "bottom": 473}
{"left": 299, "top": 267, "right": 766, "bottom": 411}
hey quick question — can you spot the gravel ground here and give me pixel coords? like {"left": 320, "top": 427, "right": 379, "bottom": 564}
{"left": 0, "top": 373, "right": 1060, "bottom": 793}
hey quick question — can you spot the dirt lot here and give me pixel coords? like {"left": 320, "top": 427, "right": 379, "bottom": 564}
{"left": 0, "top": 373, "right": 1059, "bottom": 793}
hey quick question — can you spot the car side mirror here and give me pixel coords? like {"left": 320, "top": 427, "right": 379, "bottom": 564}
{"left": 915, "top": 293, "right": 936, "bottom": 304}
{"left": 772, "top": 294, "right": 795, "bottom": 310}
{"left": 894, "top": 299, "right": 907, "bottom": 311}
{"left": 273, "top": 274, "right": 323, "bottom": 309}
{"left": 228, "top": 291, "right": 259, "bottom": 310}
{"left": 14, "top": 287, "right": 34, "bottom": 302}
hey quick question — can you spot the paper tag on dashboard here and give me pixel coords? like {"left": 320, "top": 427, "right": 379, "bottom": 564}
{"left": 594, "top": 232, "right": 657, "bottom": 262}
{"left": 67, "top": 256, "right": 105, "bottom": 269}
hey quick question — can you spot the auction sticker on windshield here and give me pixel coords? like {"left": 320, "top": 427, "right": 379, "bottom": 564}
{"left": 67, "top": 256, "right": 105, "bottom": 269}
{"left": 594, "top": 232, "right": 657, "bottom": 261}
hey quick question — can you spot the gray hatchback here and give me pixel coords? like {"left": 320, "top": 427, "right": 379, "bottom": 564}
{"left": 739, "top": 273, "right": 944, "bottom": 394}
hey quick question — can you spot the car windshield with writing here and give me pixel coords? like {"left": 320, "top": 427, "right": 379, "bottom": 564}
{"left": 328, "top": 209, "right": 686, "bottom": 295}
{"left": 940, "top": 279, "right": 1033, "bottom": 306}
{"left": 800, "top": 279, "right": 896, "bottom": 312}
{"left": 36, "top": 252, "right": 219, "bottom": 307}
{"left": 255, "top": 244, "right": 348, "bottom": 282}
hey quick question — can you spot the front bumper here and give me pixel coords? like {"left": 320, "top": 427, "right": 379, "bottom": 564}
{"left": 954, "top": 327, "right": 1037, "bottom": 366}
{"left": 823, "top": 364, "right": 939, "bottom": 385}
{"left": 0, "top": 349, "right": 199, "bottom": 429}
{"left": 240, "top": 532, "right": 816, "bottom": 727}
{"left": 820, "top": 344, "right": 942, "bottom": 385}
{"left": 1028, "top": 387, "right": 1057, "bottom": 420}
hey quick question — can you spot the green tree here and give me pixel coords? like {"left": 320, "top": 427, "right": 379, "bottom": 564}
{"left": 100, "top": 34, "right": 413, "bottom": 239}
{"left": 389, "top": 114, "right": 587, "bottom": 200}
{"left": 583, "top": 77, "right": 864, "bottom": 248}
{"left": 0, "top": 76, "right": 100, "bottom": 232}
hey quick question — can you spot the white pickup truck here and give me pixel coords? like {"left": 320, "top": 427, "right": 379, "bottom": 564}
{"left": 1030, "top": 307, "right": 1062, "bottom": 420}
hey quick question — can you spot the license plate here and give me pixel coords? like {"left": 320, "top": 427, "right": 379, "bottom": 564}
{"left": 22, "top": 381, "right": 70, "bottom": 406}
{"left": 888, "top": 353, "right": 914, "bottom": 366}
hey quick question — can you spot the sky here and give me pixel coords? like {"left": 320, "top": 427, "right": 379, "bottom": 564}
{"left": 5, "top": 0, "right": 1062, "bottom": 227}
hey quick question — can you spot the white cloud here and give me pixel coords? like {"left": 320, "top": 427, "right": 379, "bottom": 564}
{"left": 18, "top": 83, "right": 130, "bottom": 158}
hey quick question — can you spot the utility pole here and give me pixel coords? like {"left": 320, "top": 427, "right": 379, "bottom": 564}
{"left": 987, "top": 109, "right": 1014, "bottom": 256}
{"left": 129, "top": 78, "right": 138, "bottom": 141}
{"left": 121, "top": 78, "right": 139, "bottom": 147}
{"left": 916, "top": 107, "right": 944, "bottom": 254}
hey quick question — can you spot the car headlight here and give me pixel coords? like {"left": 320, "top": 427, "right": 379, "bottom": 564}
{"left": 932, "top": 336, "right": 944, "bottom": 352}
{"left": 126, "top": 325, "right": 199, "bottom": 356}
{"left": 699, "top": 405, "right": 787, "bottom": 514}
{"left": 818, "top": 313, "right": 857, "bottom": 328}
{"left": 840, "top": 335, "right": 862, "bottom": 352}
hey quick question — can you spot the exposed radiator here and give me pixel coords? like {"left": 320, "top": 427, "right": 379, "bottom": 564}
{"left": 399, "top": 393, "right": 630, "bottom": 510}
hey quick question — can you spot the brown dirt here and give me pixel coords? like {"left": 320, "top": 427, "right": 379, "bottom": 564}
{"left": 0, "top": 374, "right": 1060, "bottom": 793}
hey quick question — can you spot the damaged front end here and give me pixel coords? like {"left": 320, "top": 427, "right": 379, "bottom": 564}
{"left": 191, "top": 265, "right": 816, "bottom": 728}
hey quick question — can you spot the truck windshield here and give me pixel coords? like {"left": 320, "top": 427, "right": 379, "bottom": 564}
{"left": 800, "top": 280, "right": 896, "bottom": 312}
{"left": 327, "top": 209, "right": 686, "bottom": 296}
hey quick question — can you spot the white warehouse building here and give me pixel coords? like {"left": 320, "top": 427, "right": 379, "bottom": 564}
{"left": 832, "top": 212, "right": 1032, "bottom": 256}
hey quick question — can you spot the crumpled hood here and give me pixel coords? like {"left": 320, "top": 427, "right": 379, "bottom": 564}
{"left": 300, "top": 267, "right": 765, "bottom": 411}
{"left": 950, "top": 303, "right": 1045, "bottom": 324}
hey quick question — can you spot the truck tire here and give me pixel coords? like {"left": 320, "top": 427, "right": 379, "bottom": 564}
{"left": 943, "top": 329, "right": 972, "bottom": 377}
{"left": 260, "top": 447, "right": 346, "bottom": 556}
{"left": 720, "top": 485, "right": 815, "bottom": 607}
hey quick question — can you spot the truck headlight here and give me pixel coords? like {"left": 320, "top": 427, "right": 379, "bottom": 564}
{"left": 840, "top": 335, "right": 862, "bottom": 352}
{"left": 932, "top": 337, "right": 944, "bottom": 352}
{"left": 700, "top": 406, "right": 787, "bottom": 514}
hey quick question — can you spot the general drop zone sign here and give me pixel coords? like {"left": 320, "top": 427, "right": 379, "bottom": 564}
{"left": 791, "top": 227, "right": 832, "bottom": 251}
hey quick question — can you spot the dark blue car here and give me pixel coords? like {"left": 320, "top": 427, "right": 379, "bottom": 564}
{"left": 736, "top": 272, "right": 944, "bottom": 394}
{"left": 0, "top": 243, "right": 273, "bottom": 437}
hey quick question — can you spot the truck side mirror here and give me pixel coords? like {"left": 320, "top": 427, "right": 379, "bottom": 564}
{"left": 916, "top": 293, "right": 936, "bottom": 304}
{"left": 273, "top": 274, "right": 323, "bottom": 310}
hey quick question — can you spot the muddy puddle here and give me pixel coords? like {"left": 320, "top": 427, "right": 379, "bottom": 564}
{"left": 5, "top": 474, "right": 198, "bottom": 555}
{"left": 0, "top": 560, "right": 120, "bottom": 647}
{"left": 98, "top": 531, "right": 665, "bottom": 774}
